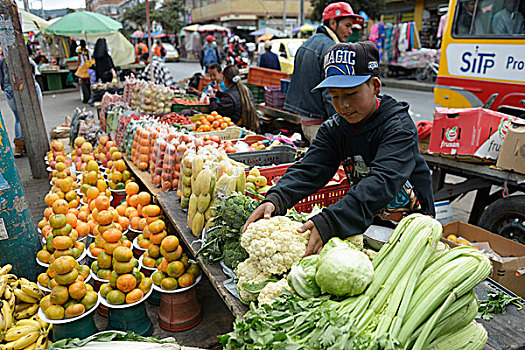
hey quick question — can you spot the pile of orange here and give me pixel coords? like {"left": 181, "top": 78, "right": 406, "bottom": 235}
{"left": 192, "top": 111, "right": 234, "bottom": 132}
{"left": 113, "top": 182, "right": 152, "bottom": 233}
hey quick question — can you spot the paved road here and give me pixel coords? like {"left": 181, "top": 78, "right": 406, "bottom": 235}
{"left": 165, "top": 61, "right": 437, "bottom": 122}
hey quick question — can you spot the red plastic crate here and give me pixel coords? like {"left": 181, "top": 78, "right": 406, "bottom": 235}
{"left": 247, "top": 164, "right": 349, "bottom": 212}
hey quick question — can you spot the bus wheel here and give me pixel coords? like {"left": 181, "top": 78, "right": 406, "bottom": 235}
{"left": 478, "top": 195, "right": 525, "bottom": 244}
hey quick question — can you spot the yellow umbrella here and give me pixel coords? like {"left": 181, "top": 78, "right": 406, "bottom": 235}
{"left": 257, "top": 33, "right": 273, "bottom": 42}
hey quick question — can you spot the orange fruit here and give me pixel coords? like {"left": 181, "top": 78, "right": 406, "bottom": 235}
{"left": 86, "top": 187, "right": 100, "bottom": 200}
{"left": 178, "top": 273, "right": 195, "bottom": 288}
{"left": 138, "top": 218, "right": 148, "bottom": 231}
{"left": 166, "top": 261, "right": 185, "bottom": 278}
{"left": 126, "top": 182, "right": 139, "bottom": 195}
{"left": 44, "top": 207, "right": 54, "bottom": 220}
{"left": 95, "top": 196, "right": 111, "bottom": 212}
{"left": 130, "top": 216, "right": 141, "bottom": 230}
{"left": 128, "top": 195, "right": 139, "bottom": 208}
{"left": 66, "top": 213, "right": 77, "bottom": 228}
{"left": 137, "top": 192, "right": 151, "bottom": 207}
{"left": 97, "top": 210, "right": 114, "bottom": 226}
{"left": 52, "top": 199, "right": 69, "bottom": 215}
{"left": 89, "top": 199, "right": 97, "bottom": 211}
{"left": 116, "top": 205, "right": 126, "bottom": 217}
{"left": 118, "top": 216, "right": 130, "bottom": 231}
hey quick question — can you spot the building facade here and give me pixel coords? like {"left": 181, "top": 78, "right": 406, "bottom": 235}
{"left": 86, "top": 0, "right": 140, "bottom": 18}
{"left": 189, "top": 0, "right": 312, "bottom": 31}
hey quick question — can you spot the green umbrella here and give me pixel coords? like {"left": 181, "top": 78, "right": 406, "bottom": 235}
{"left": 44, "top": 11, "right": 122, "bottom": 35}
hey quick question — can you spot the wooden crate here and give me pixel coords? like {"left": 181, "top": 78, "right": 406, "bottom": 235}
{"left": 247, "top": 67, "right": 291, "bottom": 87}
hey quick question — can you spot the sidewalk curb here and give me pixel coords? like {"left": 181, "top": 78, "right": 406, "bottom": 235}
{"left": 382, "top": 78, "right": 434, "bottom": 92}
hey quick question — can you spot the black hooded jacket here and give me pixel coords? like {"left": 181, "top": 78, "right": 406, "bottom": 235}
{"left": 263, "top": 95, "right": 435, "bottom": 243}
{"left": 93, "top": 38, "right": 115, "bottom": 83}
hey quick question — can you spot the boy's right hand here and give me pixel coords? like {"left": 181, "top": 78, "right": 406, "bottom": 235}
{"left": 243, "top": 202, "right": 275, "bottom": 232}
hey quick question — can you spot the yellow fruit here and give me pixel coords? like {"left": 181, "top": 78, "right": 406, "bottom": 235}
{"left": 446, "top": 234, "right": 458, "bottom": 243}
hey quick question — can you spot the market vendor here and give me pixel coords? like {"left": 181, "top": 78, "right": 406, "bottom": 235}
{"left": 187, "top": 62, "right": 227, "bottom": 100}
{"left": 244, "top": 42, "right": 435, "bottom": 256}
{"left": 208, "top": 64, "right": 259, "bottom": 132}
{"left": 284, "top": 2, "right": 364, "bottom": 142}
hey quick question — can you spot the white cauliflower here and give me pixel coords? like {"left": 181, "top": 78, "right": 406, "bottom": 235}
{"left": 257, "top": 278, "right": 293, "bottom": 306}
{"left": 235, "top": 257, "right": 271, "bottom": 302}
{"left": 241, "top": 216, "right": 310, "bottom": 275}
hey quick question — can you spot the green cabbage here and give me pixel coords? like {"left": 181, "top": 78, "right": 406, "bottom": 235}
{"left": 286, "top": 255, "right": 320, "bottom": 299}
{"left": 319, "top": 236, "right": 357, "bottom": 260}
{"left": 315, "top": 241, "right": 374, "bottom": 297}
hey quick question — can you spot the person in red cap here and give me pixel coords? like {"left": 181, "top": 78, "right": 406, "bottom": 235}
{"left": 283, "top": 2, "right": 363, "bottom": 142}
{"left": 200, "top": 34, "right": 221, "bottom": 73}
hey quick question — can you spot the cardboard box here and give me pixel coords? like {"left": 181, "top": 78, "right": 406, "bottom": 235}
{"left": 496, "top": 119, "right": 525, "bottom": 175}
{"left": 428, "top": 108, "right": 516, "bottom": 161}
{"left": 443, "top": 221, "right": 525, "bottom": 298}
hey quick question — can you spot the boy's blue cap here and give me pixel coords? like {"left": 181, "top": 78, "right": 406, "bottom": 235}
{"left": 313, "top": 41, "right": 380, "bottom": 91}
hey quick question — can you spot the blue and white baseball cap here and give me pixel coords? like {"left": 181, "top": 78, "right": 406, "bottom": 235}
{"left": 313, "top": 41, "right": 380, "bottom": 91}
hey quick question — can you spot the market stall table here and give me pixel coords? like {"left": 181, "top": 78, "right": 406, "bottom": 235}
{"left": 256, "top": 103, "right": 301, "bottom": 124}
{"left": 423, "top": 154, "right": 525, "bottom": 226}
{"left": 40, "top": 69, "right": 71, "bottom": 91}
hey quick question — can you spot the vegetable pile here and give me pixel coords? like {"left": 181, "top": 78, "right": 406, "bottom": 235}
{"left": 197, "top": 193, "right": 259, "bottom": 269}
{"left": 221, "top": 214, "right": 493, "bottom": 350}
{"left": 236, "top": 216, "right": 309, "bottom": 302}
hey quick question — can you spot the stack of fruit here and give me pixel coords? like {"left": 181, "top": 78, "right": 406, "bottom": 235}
{"left": 38, "top": 261, "right": 89, "bottom": 292}
{"left": 39, "top": 192, "right": 81, "bottom": 239}
{"left": 107, "top": 159, "right": 133, "bottom": 191}
{"left": 150, "top": 236, "right": 200, "bottom": 291}
{"left": 245, "top": 167, "right": 271, "bottom": 194}
{"left": 71, "top": 137, "right": 96, "bottom": 173}
{"left": 115, "top": 183, "right": 151, "bottom": 233}
{"left": 0, "top": 264, "right": 53, "bottom": 349}
{"left": 49, "top": 160, "right": 76, "bottom": 186}
{"left": 99, "top": 247, "right": 153, "bottom": 305}
{"left": 48, "top": 177, "right": 80, "bottom": 209}
{"left": 135, "top": 205, "right": 162, "bottom": 249}
{"left": 191, "top": 112, "right": 234, "bottom": 132}
{"left": 36, "top": 212, "right": 86, "bottom": 265}
{"left": 39, "top": 257, "right": 98, "bottom": 320}
{"left": 98, "top": 138, "right": 120, "bottom": 170}
{"left": 79, "top": 161, "right": 111, "bottom": 204}
{"left": 47, "top": 140, "right": 71, "bottom": 168}
{"left": 131, "top": 127, "right": 151, "bottom": 171}
{"left": 138, "top": 219, "right": 171, "bottom": 271}
{"left": 89, "top": 207, "right": 131, "bottom": 261}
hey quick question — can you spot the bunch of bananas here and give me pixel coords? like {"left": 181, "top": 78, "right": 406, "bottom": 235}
{"left": 0, "top": 265, "right": 52, "bottom": 349}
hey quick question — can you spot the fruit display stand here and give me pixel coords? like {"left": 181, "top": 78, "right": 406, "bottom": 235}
{"left": 37, "top": 298, "right": 101, "bottom": 341}
{"left": 152, "top": 275, "right": 203, "bottom": 331}
{"left": 99, "top": 288, "right": 154, "bottom": 336}
{"left": 156, "top": 193, "right": 248, "bottom": 317}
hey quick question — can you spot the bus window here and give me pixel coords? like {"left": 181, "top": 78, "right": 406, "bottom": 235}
{"left": 453, "top": 0, "right": 525, "bottom": 36}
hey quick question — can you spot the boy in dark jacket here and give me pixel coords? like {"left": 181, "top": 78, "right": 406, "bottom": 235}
{"left": 244, "top": 42, "right": 435, "bottom": 255}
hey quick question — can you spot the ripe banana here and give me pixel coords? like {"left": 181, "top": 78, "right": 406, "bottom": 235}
{"left": 0, "top": 301, "right": 6, "bottom": 331}
{"left": 19, "top": 286, "right": 43, "bottom": 301}
{"left": 33, "top": 334, "right": 47, "bottom": 349}
{"left": 30, "top": 315, "right": 48, "bottom": 331}
{"left": 4, "top": 285, "right": 13, "bottom": 301}
{"left": 14, "top": 304, "right": 32, "bottom": 313}
{"left": 0, "top": 264, "right": 13, "bottom": 276}
{"left": 1, "top": 299, "right": 13, "bottom": 331}
{"left": 13, "top": 290, "right": 38, "bottom": 304}
{"left": 21, "top": 343, "right": 36, "bottom": 350}
{"left": 1, "top": 330, "right": 39, "bottom": 350}
{"left": 4, "top": 325, "right": 39, "bottom": 342}
{"left": 8, "top": 294, "right": 16, "bottom": 313}
{"left": 17, "top": 279, "right": 31, "bottom": 287}
{"left": 14, "top": 305, "right": 38, "bottom": 320}
{"left": 0, "top": 276, "right": 7, "bottom": 299}
{"left": 14, "top": 320, "right": 41, "bottom": 331}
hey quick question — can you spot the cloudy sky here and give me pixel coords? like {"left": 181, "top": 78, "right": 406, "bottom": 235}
{"left": 17, "top": 0, "right": 86, "bottom": 11}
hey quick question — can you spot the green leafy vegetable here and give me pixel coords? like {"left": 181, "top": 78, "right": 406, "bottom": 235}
{"left": 196, "top": 193, "right": 259, "bottom": 269}
{"left": 477, "top": 290, "right": 523, "bottom": 320}
{"left": 287, "top": 255, "right": 321, "bottom": 299}
{"left": 49, "top": 331, "right": 176, "bottom": 349}
{"left": 315, "top": 241, "right": 374, "bottom": 297}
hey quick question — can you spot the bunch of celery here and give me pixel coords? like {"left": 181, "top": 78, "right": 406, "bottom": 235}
{"left": 221, "top": 214, "right": 492, "bottom": 349}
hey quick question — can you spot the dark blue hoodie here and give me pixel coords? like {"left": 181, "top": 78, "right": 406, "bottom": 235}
{"left": 263, "top": 94, "right": 435, "bottom": 243}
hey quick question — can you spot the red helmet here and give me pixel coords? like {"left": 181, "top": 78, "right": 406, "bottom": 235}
{"left": 322, "top": 2, "right": 364, "bottom": 24}
{"left": 206, "top": 35, "right": 215, "bottom": 42}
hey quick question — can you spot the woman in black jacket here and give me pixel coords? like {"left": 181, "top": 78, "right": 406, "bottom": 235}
{"left": 93, "top": 38, "right": 117, "bottom": 83}
{"left": 209, "top": 65, "right": 259, "bottom": 131}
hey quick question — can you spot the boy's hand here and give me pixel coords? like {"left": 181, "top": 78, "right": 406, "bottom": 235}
{"left": 298, "top": 220, "right": 323, "bottom": 256}
{"left": 243, "top": 202, "right": 275, "bottom": 232}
